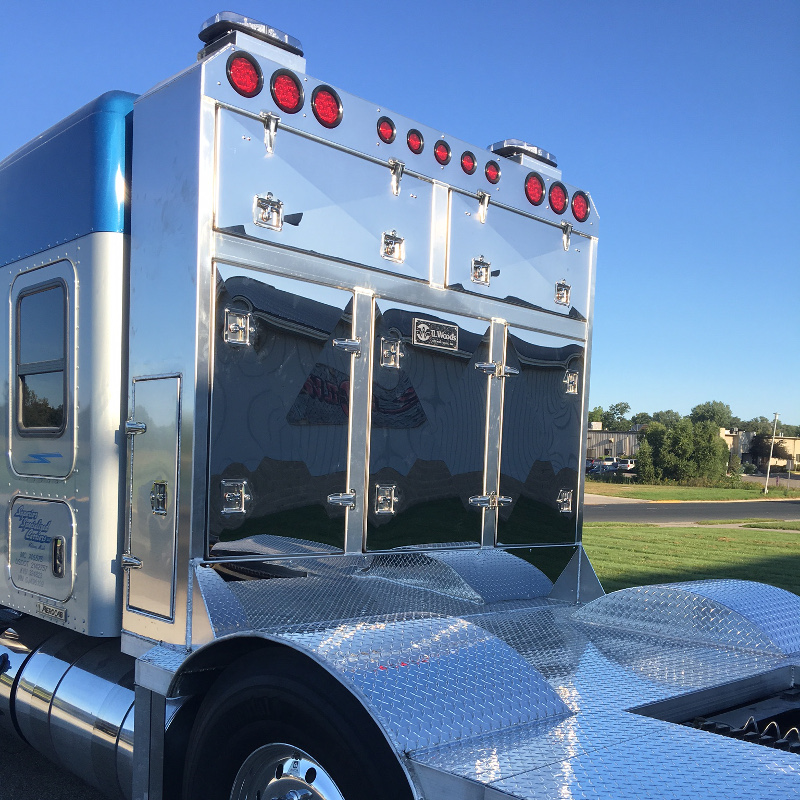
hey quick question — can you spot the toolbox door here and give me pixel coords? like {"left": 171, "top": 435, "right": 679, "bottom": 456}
{"left": 497, "top": 328, "right": 584, "bottom": 545}
{"left": 127, "top": 377, "right": 180, "bottom": 620}
{"left": 208, "top": 267, "right": 353, "bottom": 557}
{"left": 365, "top": 302, "right": 490, "bottom": 550}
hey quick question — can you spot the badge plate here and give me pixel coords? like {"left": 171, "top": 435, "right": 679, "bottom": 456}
{"left": 412, "top": 318, "right": 459, "bottom": 351}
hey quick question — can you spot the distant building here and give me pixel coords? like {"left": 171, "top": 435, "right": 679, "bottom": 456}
{"left": 720, "top": 428, "right": 798, "bottom": 470}
{"left": 586, "top": 422, "right": 639, "bottom": 459}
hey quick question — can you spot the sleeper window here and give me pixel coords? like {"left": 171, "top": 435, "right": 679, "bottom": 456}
{"left": 17, "top": 283, "right": 67, "bottom": 432}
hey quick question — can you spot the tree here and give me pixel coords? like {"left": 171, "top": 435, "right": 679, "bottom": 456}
{"left": 743, "top": 416, "right": 773, "bottom": 435}
{"left": 636, "top": 439, "right": 656, "bottom": 483}
{"left": 728, "top": 452, "right": 742, "bottom": 477}
{"left": 690, "top": 400, "right": 733, "bottom": 429}
{"left": 652, "top": 409, "right": 682, "bottom": 429}
{"left": 749, "top": 432, "right": 790, "bottom": 464}
{"left": 661, "top": 418, "right": 695, "bottom": 481}
{"left": 692, "top": 421, "right": 729, "bottom": 479}
{"left": 603, "top": 401, "right": 631, "bottom": 432}
{"left": 588, "top": 406, "right": 603, "bottom": 424}
{"left": 631, "top": 412, "right": 652, "bottom": 427}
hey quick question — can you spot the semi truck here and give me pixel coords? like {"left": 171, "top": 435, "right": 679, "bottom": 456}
{"left": 1, "top": 11, "right": 799, "bottom": 800}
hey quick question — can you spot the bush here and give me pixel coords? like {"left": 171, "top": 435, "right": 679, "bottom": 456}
{"left": 742, "top": 462, "right": 758, "bottom": 475}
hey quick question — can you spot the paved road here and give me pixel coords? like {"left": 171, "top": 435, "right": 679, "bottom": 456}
{"left": 0, "top": 728, "right": 106, "bottom": 800}
{"left": 585, "top": 498, "right": 800, "bottom": 524}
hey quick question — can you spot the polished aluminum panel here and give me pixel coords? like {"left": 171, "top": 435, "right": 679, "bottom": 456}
{"left": 8, "top": 498, "right": 75, "bottom": 601}
{"left": 127, "top": 377, "right": 181, "bottom": 619}
{"left": 216, "top": 109, "right": 435, "bottom": 282}
{"left": 0, "top": 233, "right": 128, "bottom": 637}
{"left": 497, "top": 327, "right": 584, "bottom": 546}
{"left": 448, "top": 192, "right": 592, "bottom": 320}
{"left": 208, "top": 266, "right": 353, "bottom": 557}
{"left": 365, "top": 301, "right": 490, "bottom": 550}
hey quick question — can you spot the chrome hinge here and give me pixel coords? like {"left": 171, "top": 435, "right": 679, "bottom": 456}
{"left": 375, "top": 484, "right": 397, "bottom": 515}
{"left": 121, "top": 554, "right": 142, "bottom": 570}
{"left": 475, "top": 361, "right": 520, "bottom": 378}
{"left": 381, "top": 230, "right": 405, "bottom": 263}
{"left": 557, "top": 489, "right": 574, "bottom": 514}
{"left": 221, "top": 480, "right": 252, "bottom": 515}
{"left": 150, "top": 482, "right": 167, "bottom": 515}
{"left": 332, "top": 338, "right": 362, "bottom": 357}
{"left": 224, "top": 308, "right": 256, "bottom": 346}
{"left": 561, "top": 221, "right": 573, "bottom": 251}
{"left": 125, "top": 420, "right": 146, "bottom": 435}
{"left": 477, "top": 190, "right": 490, "bottom": 224}
{"left": 327, "top": 491, "right": 356, "bottom": 508}
{"left": 380, "top": 337, "right": 404, "bottom": 368}
{"left": 555, "top": 279, "right": 571, "bottom": 307}
{"left": 253, "top": 192, "right": 284, "bottom": 231}
{"left": 563, "top": 370, "right": 579, "bottom": 394}
{"left": 260, "top": 111, "right": 280, "bottom": 155}
{"left": 388, "top": 158, "right": 405, "bottom": 196}
{"left": 469, "top": 492, "right": 512, "bottom": 509}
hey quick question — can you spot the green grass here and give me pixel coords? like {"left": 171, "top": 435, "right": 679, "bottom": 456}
{"left": 584, "top": 481, "right": 800, "bottom": 501}
{"left": 742, "top": 521, "right": 800, "bottom": 531}
{"left": 695, "top": 518, "right": 773, "bottom": 525}
{"left": 582, "top": 524, "right": 800, "bottom": 596}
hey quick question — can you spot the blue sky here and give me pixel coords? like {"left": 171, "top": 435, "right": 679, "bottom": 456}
{"left": 1, "top": 1, "right": 797, "bottom": 423}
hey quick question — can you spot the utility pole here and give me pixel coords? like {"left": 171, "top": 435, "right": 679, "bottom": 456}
{"left": 764, "top": 412, "right": 779, "bottom": 494}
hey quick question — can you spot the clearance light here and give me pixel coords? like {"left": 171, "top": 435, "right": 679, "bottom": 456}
{"left": 485, "top": 160, "right": 501, "bottom": 184}
{"left": 549, "top": 182, "right": 568, "bottom": 214}
{"left": 270, "top": 69, "right": 304, "bottom": 113}
{"left": 460, "top": 151, "right": 477, "bottom": 174}
{"left": 434, "top": 140, "right": 451, "bottom": 165}
{"left": 407, "top": 129, "right": 424, "bottom": 154}
{"left": 377, "top": 116, "right": 396, "bottom": 143}
{"left": 525, "top": 172, "right": 545, "bottom": 206}
{"left": 226, "top": 53, "right": 263, "bottom": 98}
{"left": 571, "top": 191, "right": 590, "bottom": 222}
{"left": 311, "top": 85, "right": 343, "bottom": 128}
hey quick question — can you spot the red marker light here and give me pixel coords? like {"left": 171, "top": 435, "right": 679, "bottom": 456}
{"left": 571, "top": 190, "right": 590, "bottom": 222}
{"left": 270, "top": 69, "right": 304, "bottom": 113}
{"left": 312, "top": 85, "right": 342, "bottom": 128}
{"left": 407, "top": 129, "right": 424, "bottom": 154}
{"left": 460, "top": 151, "right": 477, "bottom": 174}
{"left": 434, "top": 140, "right": 451, "bottom": 165}
{"left": 549, "top": 182, "right": 568, "bottom": 214}
{"left": 525, "top": 172, "right": 545, "bottom": 206}
{"left": 377, "top": 116, "right": 396, "bottom": 144}
{"left": 485, "top": 160, "right": 501, "bottom": 184}
{"left": 226, "top": 53, "right": 263, "bottom": 98}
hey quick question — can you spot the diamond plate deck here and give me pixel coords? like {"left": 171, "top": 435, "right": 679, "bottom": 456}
{"left": 194, "top": 557, "right": 800, "bottom": 798}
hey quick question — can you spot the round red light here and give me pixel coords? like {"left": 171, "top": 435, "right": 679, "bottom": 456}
{"left": 434, "top": 140, "right": 451, "bottom": 165}
{"left": 270, "top": 70, "right": 304, "bottom": 113}
{"left": 549, "top": 182, "right": 568, "bottom": 214}
{"left": 407, "top": 129, "right": 424, "bottom": 154}
{"left": 226, "top": 53, "right": 263, "bottom": 98}
{"left": 460, "top": 151, "right": 476, "bottom": 174}
{"left": 311, "top": 85, "right": 342, "bottom": 128}
{"left": 571, "top": 191, "right": 590, "bottom": 222}
{"left": 377, "top": 116, "right": 396, "bottom": 144}
{"left": 485, "top": 160, "right": 501, "bottom": 184}
{"left": 524, "top": 172, "right": 545, "bottom": 206}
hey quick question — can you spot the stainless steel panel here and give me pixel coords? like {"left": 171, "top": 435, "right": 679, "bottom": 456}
{"left": 8, "top": 498, "right": 75, "bottom": 601}
{"left": 448, "top": 192, "right": 592, "bottom": 320}
{"left": 497, "top": 327, "right": 584, "bottom": 546}
{"left": 208, "top": 266, "right": 353, "bottom": 557}
{"left": 215, "top": 109, "right": 435, "bottom": 282}
{"left": 128, "top": 377, "right": 181, "bottom": 619}
{"left": 365, "top": 302, "right": 490, "bottom": 550}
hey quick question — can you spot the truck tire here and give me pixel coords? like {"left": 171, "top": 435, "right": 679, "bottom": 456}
{"left": 182, "top": 647, "right": 414, "bottom": 800}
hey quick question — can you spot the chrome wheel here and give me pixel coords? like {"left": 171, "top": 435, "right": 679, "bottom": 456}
{"left": 230, "top": 743, "right": 346, "bottom": 800}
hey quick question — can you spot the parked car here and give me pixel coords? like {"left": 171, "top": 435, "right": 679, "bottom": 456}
{"left": 618, "top": 459, "right": 636, "bottom": 471}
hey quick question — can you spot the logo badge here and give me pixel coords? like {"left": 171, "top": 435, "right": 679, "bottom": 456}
{"left": 37, "top": 602, "right": 66, "bottom": 622}
{"left": 412, "top": 318, "right": 458, "bottom": 351}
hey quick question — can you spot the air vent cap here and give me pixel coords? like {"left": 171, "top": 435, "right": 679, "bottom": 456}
{"left": 199, "top": 11, "right": 304, "bottom": 56}
{"left": 490, "top": 139, "right": 557, "bottom": 168}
